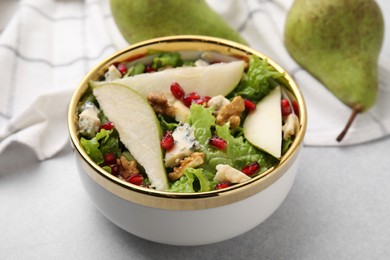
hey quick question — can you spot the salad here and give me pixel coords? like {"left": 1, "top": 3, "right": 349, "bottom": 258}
{"left": 77, "top": 51, "right": 300, "bottom": 192}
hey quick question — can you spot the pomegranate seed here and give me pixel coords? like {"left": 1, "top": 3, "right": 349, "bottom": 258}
{"left": 203, "top": 96, "right": 211, "bottom": 105}
{"left": 215, "top": 182, "right": 231, "bottom": 190}
{"left": 241, "top": 162, "right": 260, "bottom": 176}
{"left": 188, "top": 92, "right": 201, "bottom": 100}
{"left": 170, "top": 82, "right": 185, "bottom": 100}
{"left": 183, "top": 96, "right": 194, "bottom": 107}
{"left": 209, "top": 136, "right": 227, "bottom": 150}
{"left": 292, "top": 100, "right": 300, "bottom": 118}
{"left": 126, "top": 174, "right": 144, "bottom": 186}
{"left": 103, "top": 153, "right": 117, "bottom": 165}
{"left": 100, "top": 121, "right": 114, "bottom": 131}
{"left": 281, "top": 98, "right": 292, "bottom": 116}
{"left": 244, "top": 99, "right": 256, "bottom": 111}
{"left": 161, "top": 131, "right": 175, "bottom": 150}
{"left": 194, "top": 99, "right": 205, "bottom": 105}
{"left": 117, "top": 64, "right": 127, "bottom": 75}
{"left": 183, "top": 91, "right": 203, "bottom": 107}
{"left": 109, "top": 164, "right": 120, "bottom": 176}
{"left": 144, "top": 65, "right": 156, "bottom": 73}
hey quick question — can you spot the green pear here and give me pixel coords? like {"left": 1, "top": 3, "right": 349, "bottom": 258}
{"left": 93, "top": 82, "right": 168, "bottom": 191}
{"left": 110, "top": 0, "right": 248, "bottom": 45}
{"left": 284, "top": 0, "right": 384, "bottom": 141}
{"left": 100, "top": 60, "right": 245, "bottom": 98}
{"left": 243, "top": 86, "right": 282, "bottom": 158}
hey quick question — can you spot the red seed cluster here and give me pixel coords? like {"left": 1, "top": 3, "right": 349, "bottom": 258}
{"left": 241, "top": 162, "right": 260, "bottom": 176}
{"left": 244, "top": 99, "right": 256, "bottom": 111}
{"left": 126, "top": 174, "right": 144, "bottom": 186}
{"left": 170, "top": 82, "right": 210, "bottom": 107}
{"left": 116, "top": 63, "right": 128, "bottom": 75}
{"left": 281, "top": 98, "right": 292, "bottom": 116}
{"left": 215, "top": 182, "right": 231, "bottom": 190}
{"left": 103, "top": 153, "right": 120, "bottom": 176}
{"left": 209, "top": 136, "right": 227, "bottom": 150}
{"left": 161, "top": 131, "right": 175, "bottom": 150}
{"left": 170, "top": 82, "right": 186, "bottom": 100}
{"left": 144, "top": 65, "right": 156, "bottom": 73}
{"left": 100, "top": 121, "right": 114, "bottom": 131}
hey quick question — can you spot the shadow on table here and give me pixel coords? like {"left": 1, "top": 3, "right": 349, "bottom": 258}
{"left": 0, "top": 142, "right": 40, "bottom": 177}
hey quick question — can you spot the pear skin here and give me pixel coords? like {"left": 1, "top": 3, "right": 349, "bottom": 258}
{"left": 110, "top": 0, "right": 248, "bottom": 45}
{"left": 284, "top": 0, "right": 384, "bottom": 141}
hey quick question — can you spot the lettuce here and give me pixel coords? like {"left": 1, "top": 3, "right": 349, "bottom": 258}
{"left": 216, "top": 124, "right": 276, "bottom": 170}
{"left": 125, "top": 62, "right": 145, "bottom": 77}
{"left": 187, "top": 104, "right": 214, "bottom": 145}
{"left": 187, "top": 104, "right": 277, "bottom": 177}
{"left": 80, "top": 129, "right": 121, "bottom": 165}
{"left": 168, "top": 168, "right": 216, "bottom": 193}
{"left": 80, "top": 136, "right": 103, "bottom": 164}
{"left": 151, "top": 52, "right": 183, "bottom": 69}
{"left": 158, "top": 114, "right": 178, "bottom": 132}
{"left": 231, "top": 56, "right": 283, "bottom": 102}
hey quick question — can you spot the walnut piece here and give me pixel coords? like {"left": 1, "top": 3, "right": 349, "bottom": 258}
{"left": 168, "top": 152, "right": 205, "bottom": 181}
{"left": 118, "top": 156, "right": 140, "bottom": 179}
{"left": 147, "top": 92, "right": 176, "bottom": 118}
{"left": 216, "top": 96, "right": 245, "bottom": 129}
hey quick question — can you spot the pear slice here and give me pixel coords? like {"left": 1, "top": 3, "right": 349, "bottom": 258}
{"left": 243, "top": 86, "right": 282, "bottom": 158}
{"left": 92, "top": 82, "right": 168, "bottom": 191}
{"left": 95, "top": 60, "right": 245, "bottom": 98}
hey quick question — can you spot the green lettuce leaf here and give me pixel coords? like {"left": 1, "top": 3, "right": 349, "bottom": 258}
{"left": 186, "top": 104, "right": 276, "bottom": 175}
{"left": 158, "top": 114, "right": 178, "bottom": 132}
{"left": 99, "top": 129, "right": 121, "bottom": 157}
{"left": 168, "top": 168, "right": 216, "bottom": 193}
{"left": 231, "top": 56, "right": 283, "bottom": 102}
{"left": 187, "top": 104, "right": 215, "bottom": 145}
{"left": 151, "top": 52, "right": 183, "bottom": 69}
{"left": 80, "top": 129, "right": 118, "bottom": 165}
{"left": 216, "top": 124, "right": 276, "bottom": 170}
{"left": 80, "top": 137, "right": 103, "bottom": 164}
{"left": 124, "top": 62, "right": 145, "bottom": 77}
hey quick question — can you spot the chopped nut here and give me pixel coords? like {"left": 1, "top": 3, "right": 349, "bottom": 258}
{"left": 118, "top": 156, "right": 140, "bottom": 179}
{"left": 147, "top": 92, "right": 176, "bottom": 118}
{"left": 282, "top": 113, "right": 299, "bottom": 140}
{"left": 216, "top": 96, "right": 245, "bottom": 129}
{"left": 228, "top": 115, "right": 241, "bottom": 129}
{"left": 168, "top": 152, "right": 205, "bottom": 181}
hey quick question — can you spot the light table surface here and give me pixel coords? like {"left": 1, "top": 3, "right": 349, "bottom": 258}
{"left": 1, "top": 137, "right": 390, "bottom": 259}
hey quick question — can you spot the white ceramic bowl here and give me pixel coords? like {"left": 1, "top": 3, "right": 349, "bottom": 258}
{"left": 68, "top": 36, "right": 307, "bottom": 246}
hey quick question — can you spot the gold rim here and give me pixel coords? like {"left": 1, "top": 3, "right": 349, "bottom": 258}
{"left": 68, "top": 35, "right": 307, "bottom": 210}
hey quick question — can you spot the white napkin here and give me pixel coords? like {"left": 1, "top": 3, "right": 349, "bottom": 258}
{"left": 0, "top": 0, "right": 390, "bottom": 161}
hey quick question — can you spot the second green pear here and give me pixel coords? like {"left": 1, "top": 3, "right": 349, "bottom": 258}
{"left": 284, "top": 0, "right": 384, "bottom": 141}
{"left": 110, "top": 0, "right": 248, "bottom": 45}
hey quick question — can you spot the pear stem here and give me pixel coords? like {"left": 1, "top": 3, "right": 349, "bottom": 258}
{"left": 336, "top": 108, "right": 359, "bottom": 142}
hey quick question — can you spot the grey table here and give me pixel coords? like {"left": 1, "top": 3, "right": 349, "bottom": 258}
{"left": 1, "top": 136, "right": 390, "bottom": 259}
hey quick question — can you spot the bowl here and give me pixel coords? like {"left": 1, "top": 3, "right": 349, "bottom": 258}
{"left": 68, "top": 35, "right": 307, "bottom": 246}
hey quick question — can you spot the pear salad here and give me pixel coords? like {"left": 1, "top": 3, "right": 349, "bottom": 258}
{"left": 77, "top": 51, "right": 300, "bottom": 192}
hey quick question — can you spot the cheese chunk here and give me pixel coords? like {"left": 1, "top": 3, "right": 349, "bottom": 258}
{"left": 165, "top": 123, "right": 199, "bottom": 167}
{"left": 214, "top": 164, "right": 251, "bottom": 184}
